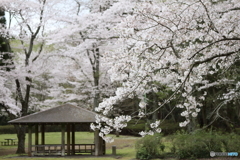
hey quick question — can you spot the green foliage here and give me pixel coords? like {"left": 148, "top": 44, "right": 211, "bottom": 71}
{"left": 125, "top": 119, "right": 145, "bottom": 132}
{"left": 0, "top": 9, "right": 13, "bottom": 71}
{"left": 135, "top": 134, "right": 165, "bottom": 160}
{"left": 173, "top": 130, "right": 222, "bottom": 159}
{"left": 172, "top": 130, "right": 240, "bottom": 159}
{"left": 0, "top": 125, "right": 16, "bottom": 134}
{"left": 0, "top": 124, "right": 93, "bottom": 134}
{"left": 0, "top": 115, "right": 8, "bottom": 125}
{"left": 160, "top": 120, "right": 182, "bottom": 135}
{"left": 124, "top": 119, "right": 182, "bottom": 136}
{"left": 235, "top": 128, "right": 240, "bottom": 134}
{"left": 220, "top": 132, "right": 240, "bottom": 153}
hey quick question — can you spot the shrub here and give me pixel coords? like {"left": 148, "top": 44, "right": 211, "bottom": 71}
{"left": 0, "top": 125, "right": 16, "bottom": 134}
{"left": 173, "top": 130, "right": 222, "bottom": 159}
{"left": 235, "top": 128, "right": 240, "bottom": 134}
{"left": 220, "top": 133, "right": 240, "bottom": 153}
{"left": 135, "top": 133, "right": 165, "bottom": 160}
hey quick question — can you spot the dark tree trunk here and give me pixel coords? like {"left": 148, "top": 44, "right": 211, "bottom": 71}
{"left": 14, "top": 125, "right": 26, "bottom": 154}
{"left": 93, "top": 47, "right": 100, "bottom": 110}
{"left": 87, "top": 45, "right": 100, "bottom": 111}
{"left": 1, "top": 0, "right": 46, "bottom": 154}
{"left": 15, "top": 80, "right": 31, "bottom": 154}
{"left": 152, "top": 93, "right": 158, "bottom": 122}
{"left": 187, "top": 116, "right": 196, "bottom": 133}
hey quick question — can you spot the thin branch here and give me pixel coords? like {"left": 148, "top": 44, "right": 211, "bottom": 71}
{"left": 46, "top": 54, "right": 93, "bottom": 86}
{"left": 0, "top": 103, "right": 16, "bottom": 119}
{"left": 199, "top": 0, "right": 219, "bottom": 33}
{"left": 19, "top": 10, "right": 34, "bottom": 35}
{"left": 27, "top": 0, "right": 46, "bottom": 59}
{"left": 75, "top": 0, "right": 81, "bottom": 15}
{"left": 193, "top": 48, "right": 240, "bottom": 65}
{"left": 219, "top": 7, "right": 240, "bottom": 14}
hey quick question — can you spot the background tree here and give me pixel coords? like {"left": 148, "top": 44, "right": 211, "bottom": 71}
{"left": 46, "top": 0, "right": 122, "bottom": 111}
{"left": 0, "top": 7, "right": 12, "bottom": 71}
{"left": 0, "top": 7, "right": 15, "bottom": 125}
{"left": 1, "top": 0, "right": 239, "bottom": 147}
{"left": 0, "top": 0, "right": 74, "bottom": 153}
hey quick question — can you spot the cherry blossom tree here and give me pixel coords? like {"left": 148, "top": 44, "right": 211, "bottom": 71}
{"left": 1, "top": 0, "right": 239, "bottom": 148}
{"left": 91, "top": 0, "right": 240, "bottom": 141}
{"left": 45, "top": 0, "right": 126, "bottom": 110}
{"left": 0, "top": 0, "right": 78, "bottom": 153}
{"left": 0, "top": 7, "right": 17, "bottom": 120}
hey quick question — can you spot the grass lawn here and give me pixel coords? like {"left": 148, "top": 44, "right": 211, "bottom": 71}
{"left": 0, "top": 132, "right": 240, "bottom": 160}
{"left": 0, "top": 132, "right": 139, "bottom": 160}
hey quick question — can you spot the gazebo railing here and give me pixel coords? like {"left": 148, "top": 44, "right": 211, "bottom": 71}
{"left": 31, "top": 144, "right": 95, "bottom": 156}
{"left": 74, "top": 144, "right": 95, "bottom": 154}
{"left": 32, "top": 144, "right": 62, "bottom": 156}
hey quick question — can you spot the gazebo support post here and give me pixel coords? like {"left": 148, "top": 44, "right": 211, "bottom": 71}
{"left": 41, "top": 124, "right": 45, "bottom": 145}
{"left": 67, "top": 124, "right": 71, "bottom": 156}
{"left": 35, "top": 124, "right": 39, "bottom": 152}
{"left": 61, "top": 124, "right": 65, "bottom": 156}
{"left": 103, "top": 139, "right": 106, "bottom": 155}
{"left": 28, "top": 124, "right": 32, "bottom": 157}
{"left": 71, "top": 124, "right": 75, "bottom": 155}
{"left": 94, "top": 129, "right": 102, "bottom": 156}
{"left": 99, "top": 136, "right": 103, "bottom": 155}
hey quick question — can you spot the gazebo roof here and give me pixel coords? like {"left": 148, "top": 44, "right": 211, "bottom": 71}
{"left": 9, "top": 104, "right": 97, "bottom": 124}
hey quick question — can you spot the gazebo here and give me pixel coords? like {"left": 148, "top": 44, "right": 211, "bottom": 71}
{"left": 9, "top": 104, "right": 105, "bottom": 157}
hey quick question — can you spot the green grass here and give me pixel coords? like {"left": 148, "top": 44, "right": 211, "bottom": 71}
{"left": 1, "top": 132, "right": 240, "bottom": 160}
{"left": 0, "top": 132, "right": 139, "bottom": 160}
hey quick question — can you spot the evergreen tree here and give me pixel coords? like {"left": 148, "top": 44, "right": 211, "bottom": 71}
{"left": 0, "top": 8, "right": 13, "bottom": 124}
{"left": 0, "top": 8, "right": 13, "bottom": 71}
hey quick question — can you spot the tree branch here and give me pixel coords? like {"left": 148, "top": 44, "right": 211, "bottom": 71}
{"left": 193, "top": 48, "right": 240, "bottom": 66}
{"left": 189, "top": 37, "right": 240, "bottom": 60}
{"left": 15, "top": 79, "right": 24, "bottom": 106}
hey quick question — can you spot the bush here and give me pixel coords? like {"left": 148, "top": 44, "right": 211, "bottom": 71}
{"left": 135, "top": 133, "right": 165, "bottom": 160}
{"left": 234, "top": 128, "right": 240, "bottom": 134}
{"left": 173, "top": 130, "right": 222, "bottom": 159}
{"left": 160, "top": 120, "right": 183, "bottom": 135}
{"left": 0, "top": 125, "right": 16, "bottom": 134}
{"left": 220, "top": 132, "right": 240, "bottom": 153}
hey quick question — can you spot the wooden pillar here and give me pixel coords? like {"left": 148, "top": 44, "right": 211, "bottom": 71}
{"left": 35, "top": 124, "right": 39, "bottom": 146}
{"left": 99, "top": 136, "right": 103, "bottom": 155}
{"left": 94, "top": 129, "right": 100, "bottom": 156}
{"left": 112, "top": 145, "right": 116, "bottom": 155}
{"left": 41, "top": 124, "right": 45, "bottom": 145}
{"left": 28, "top": 125, "right": 32, "bottom": 157}
{"left": 61, "top": 124, "right": 65, "bottom": 156}
{"left": 71, "top": 124, "right": 75, "bottom": 155}
{"left": 103, "top": 139, "right": 106, "bottom": 155}
{"left": 35, "top": 124, "right": 39, "bottom": 153}
{"left": 67, "top": 124, "right": 71, "bottom": 156}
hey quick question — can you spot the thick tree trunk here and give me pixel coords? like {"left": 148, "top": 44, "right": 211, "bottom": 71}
{"left": 15, "top": 80, "right": 31, "bottom": 154}
{"left": 14, "top": 125, "right": 26, "bottom": 154}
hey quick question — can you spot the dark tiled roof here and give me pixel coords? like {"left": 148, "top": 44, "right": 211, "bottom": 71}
{"left": 9, "top": 104, "right": 96, "bottom": 124}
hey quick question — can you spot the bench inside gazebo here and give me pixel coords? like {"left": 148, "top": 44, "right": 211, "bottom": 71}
{"left": 9, "top": 104, "right": 105, "bottom": 157}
